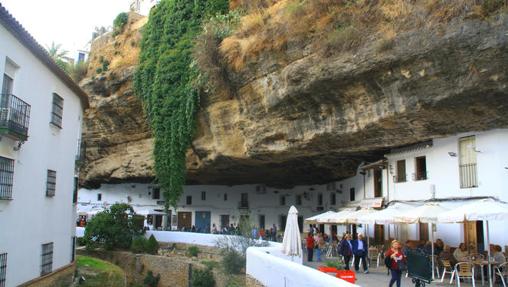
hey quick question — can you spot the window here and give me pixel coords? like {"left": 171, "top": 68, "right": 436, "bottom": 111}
{"left": 330, "top": 193, "right": 336, "bottom": 205}
{"left": 295, "top": 194, "right": 302, "bottom": 206}
{"left": 0, "top": 157, "right": 14, "bottom": 200}
{"left": 349, "top": 188, "right": 355, "bottom": 202}
{"left": 201, "top": 191, "right": 206, "bottom": 201}
{"left": 97, "top": 193, "right": 102, "bottom": 201}
{"left": 0, "top": 253, "right": 6, "bottom": 287}
{"left": 240, "top": 193, "right": 248, "bottom": 208}
{"left": 2, "top": 74, "right": 13, "bottom": 94}
{"left": 459, "top": 136, "right": 478, "bottom": 188}
{"left": 223, "top": 193, "right": 227, "bottom": 201}
{"left": 279, "top": 215, "right": 287, "bottom": 231}
{"left": 152, "top": 188, "right": 160, "bottom": 200}
{"left": 317, "top": 193, "right": 323, "bottom": 206}
{"left": 41, "top": 242, "right": 53, "bottom": 276}
{"left": 415, "top": 156, "right": 427, "bottom": 181}
{"left": 46, "top": 170, "right": 56, "bottom": 197}
{"left": 72, "top": 177, "right": 78, "bottom": 204}
{"left": 186, "top": 196, "right": 192, "bottom": 205}
{"left": 395, "top": 160, "right": 406, "bottom": 182}
{"left": 50, "top": 93, "right": 63, "bottom": 128}
{"left": 71, "top": 237, "right": 76, "bottom": 263}
{"left": 279, "top": 195, "right": 286, "bottom": 206}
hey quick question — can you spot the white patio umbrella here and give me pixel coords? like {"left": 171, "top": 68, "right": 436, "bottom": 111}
{"left": 357, "top": 204, "right": 412, "bottom": 225}
{"left": 322, "top": 209, "right": 357, "bottom": 224}
{"left": 437, "top": 199, "right": 508, "bottom": 287}
{"left": 282, "top": 206, "right": 302, "bottom": 262}
{"left": 304, "top": 210, "right": 336, "bottom": 224}
{"left": 395, "top": 203, "right": 451, "bottom": 279}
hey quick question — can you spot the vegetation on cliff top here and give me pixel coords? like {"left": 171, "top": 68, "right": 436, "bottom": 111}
{"left": 134, "top": 0, "right": 228, "bottom": 208}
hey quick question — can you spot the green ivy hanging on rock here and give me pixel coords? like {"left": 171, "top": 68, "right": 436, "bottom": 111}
{"left": 134, "top": 0, "right": 229, "bottom": 210}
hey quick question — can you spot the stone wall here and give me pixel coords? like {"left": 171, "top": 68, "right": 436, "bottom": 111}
{"left": 19, "top": 263, "right": 75, "bottom": 287}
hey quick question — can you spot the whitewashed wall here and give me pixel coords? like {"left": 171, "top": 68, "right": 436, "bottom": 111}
{"left": 78, "top": 183, "right": 344, "bottom": 233}
{"left": 0, "top": 24, "right": 84, "bottom": 287}
{"left": 247, "top": 244, "right": 357, "bottom": 287}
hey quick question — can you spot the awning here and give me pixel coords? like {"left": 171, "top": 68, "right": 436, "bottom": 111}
{"left": 394, "top": 202, "right": 450, "bottom": 224}
{"left": 437, "top": 198, "right": 508, "bottom": 223}
{"left": 136, "top": 209, "right": 166, "bottom": 216}
{"left": 304, "top": 211, "right": 336, "bottom": 224}
{"left": 357, "top": 203, "right": 414, "bottom": 225}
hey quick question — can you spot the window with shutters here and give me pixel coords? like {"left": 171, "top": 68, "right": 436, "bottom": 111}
{"left": 152, "top": 188, "right": 160, "bottom": 200}
{"left": 415, "top": 156, "right": 427, "bottom": 181}
{"left": 46, "top": 170, "right": 56, "bottom": 197}
{"left": 459, "top": 136, "right": 478, "bottom": 188}
{"left": 40, "top": 243, "right": 53, "bottom": 276}
{"left": 50, "top": 93, "right": 63, "bottom": 128}
{"left": 201, "top": 191, "right": 206, "bottom": 201}
{"left": 395, "top": 160, "right": 406, "bottom": 183}
{"left": 317, "top": 193, "right": 323, "bottom": 206}
{"left": 295, "top": 194, "right": 302, "bottom": 206}
{"left": 0, "top": 253, "right": 6, "bottom": 287}
{"left": 279, "top": 195, "right": 286, "bottom": 206}
{"left": 0, "top": 157, "right": 14, "bottom": 200}
{"left": 330, "top": 192, "right": 336, "bottom": 205}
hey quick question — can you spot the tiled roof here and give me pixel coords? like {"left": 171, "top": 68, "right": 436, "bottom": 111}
{"left": 0, "top": 3, "right": 89, "bottom": 108}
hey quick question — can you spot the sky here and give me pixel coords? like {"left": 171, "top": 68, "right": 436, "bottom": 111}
{"left": 1, "top": 0, "right": 129, "bottom": 59}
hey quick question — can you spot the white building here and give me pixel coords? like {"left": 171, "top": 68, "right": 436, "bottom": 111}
{"left": 336, "top": 129, "right": 508, "bottom": 251}
{"left": 78, "top": 182, "right": 343, "bottom": 235}
{"left": 129, "top": 0, "right": 160, "bottom": 16}
{"left": 0, "top": 4, "right": 88, "bottom": 287}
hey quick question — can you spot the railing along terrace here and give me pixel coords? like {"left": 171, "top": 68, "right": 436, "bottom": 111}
{"left": 0, "top": 94, "right": 30, "bottom": 141}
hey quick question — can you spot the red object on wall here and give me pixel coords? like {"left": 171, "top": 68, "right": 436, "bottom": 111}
{"left": 335, "top": 270, "right": 356, "bottom": 283}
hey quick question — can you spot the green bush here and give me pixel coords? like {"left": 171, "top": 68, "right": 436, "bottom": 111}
{"left": 482, "top": 0, "right": 504, "bottom": 14}
{"left": 145, "top": 235, "right": 160, "bottom": 255}
{"left": 201, "top": 260, "right": 219, "bottom": 270}
{"left": 130, "top": 236, "right": 147, "bottom": 254}
{"left": 83, "top": 203, "right": 144, "bottom": 250}
{"left": 113, "top": 12, "right": 129, "bottom": 35}
{"left": 187, "top": 246, "right": 200, "bottom": 257}
{"left": 221, "top": 250, "right": 245, "bottom": 274}
{"left": 191, "top": 268, "right": 215, "bottom": 287}
{"left": 143, "top": 271, "right": 160, "bottom": 287}
{"left": 95, "top": 67, "right": 102, "bottom": 74}
{"left": 325, "top": 260, "right": 341, "bottom": 269}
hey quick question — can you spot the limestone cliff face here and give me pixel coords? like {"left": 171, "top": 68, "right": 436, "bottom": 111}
{"left": 80, "top": 8, "right": 508, "bottom": 188}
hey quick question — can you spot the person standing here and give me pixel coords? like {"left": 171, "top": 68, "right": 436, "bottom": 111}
{"left": 339, "top": 234, "right": 353, "bottom": 270}
{"left": 385, "top": 240, "right": 406, "bottom": 287}
{"left": 316, "top": 233, "right": 326, "bottom": 262}
{"left": 306, "top": 233, "right": 315, "bottom": 262}
{"left": 352, "top": 233, "right": 369, "bottom": 273}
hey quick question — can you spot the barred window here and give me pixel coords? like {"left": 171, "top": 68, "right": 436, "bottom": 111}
{"left": 46, "top": 170, "right": 56, "bottom": 197}
{"left": 0, "top": 253, "right": 6, "bottom": 287}
{"left": 50, "top": 93, "right": 63, "bottom": 128}
{"left": 41, "top": 243, "right": 53, "bottom": 276}
{"left": 0, "top": 157, "right": 14, "bottom": 200}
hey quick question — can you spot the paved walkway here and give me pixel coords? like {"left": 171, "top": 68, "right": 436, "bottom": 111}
{"left": 304, "top": 256, "right": 480, "bottom": 287}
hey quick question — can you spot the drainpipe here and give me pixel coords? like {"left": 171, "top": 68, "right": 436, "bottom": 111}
{"left": 385, "top": 163, "right": 390, "bottom": 203}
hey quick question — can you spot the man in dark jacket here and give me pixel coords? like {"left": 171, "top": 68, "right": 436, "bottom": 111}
{"left": 352, "top": 233, "right": 369, "bottom": 273}
{"left": 339, "top": 233, "right": 353, "bottom": 270}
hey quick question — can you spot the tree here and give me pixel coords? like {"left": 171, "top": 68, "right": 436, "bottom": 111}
{"left": 83, "top": 203, "right": 144, "bottom": 250}
{"left": 46, "top": 42, "right": 69, "bottom": 72}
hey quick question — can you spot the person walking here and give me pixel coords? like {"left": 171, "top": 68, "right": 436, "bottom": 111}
{"left": 306, "top": 233, "right": 315, "bottom": 262}
{"left": 316, "top": 233, "right": 326, "bottom": 262}
{"left": 385, "top": 240, "right": 406, "bottom": 287}
{"left": 339, "top": 233, "right": 353, "bottom": 270}
{"left": 352, "top": 233, "right": 369, "bottom": 273}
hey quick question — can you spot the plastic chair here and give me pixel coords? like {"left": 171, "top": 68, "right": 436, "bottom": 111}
{"left": 452, "top": 262, "right": 475, "bottom": 287}
{"left": 495, "top": 262, "right": 507, "bottom": 287}
{"left": 368, "top": 247, "right": 381, "bottom": 268}
{"left": 440, "top": 259, "right": 454, "bottom": 283}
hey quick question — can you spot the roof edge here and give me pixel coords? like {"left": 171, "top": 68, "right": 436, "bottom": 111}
{"left": 0, "top": 4, "right": 89, "bottom": 109}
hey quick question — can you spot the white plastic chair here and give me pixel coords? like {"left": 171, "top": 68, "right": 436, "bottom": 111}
{"left": 440, "top": 259, "right": 454, "bottom": 283}
{"left": 452, "top": 262, "right": 475, "bottom": 287}
{"left": 495, "top": 262, "right": 507, "bottom": 287}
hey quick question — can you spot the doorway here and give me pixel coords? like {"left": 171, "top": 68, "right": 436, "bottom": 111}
{"left": 177, "top": 212, "right": 192, "bottom": 231}
{"left": 259, "top": 215, "right": 265, "bottom": 229}
{"left": 298, "top": 216, "right": 303, "bottom": 232}
{"left": 220, "top": 215, "right": 230, "bottom": 230}
{"left": 374, "top": 169, "right": 383, "bottom": 198}
{"left": 464, "top": 220, "right": 485, "bottom": 253}
{"left": 154, "top": 215, "right": 163, "bottom": 230}
{"left": 195, "top": 211, "right": 211, "bottom": 233}
{"left": 419, "top": 222, "right": 429, "bottom": 242}
{"left": 374, "top": 224, "right": 385, "bottom": 245}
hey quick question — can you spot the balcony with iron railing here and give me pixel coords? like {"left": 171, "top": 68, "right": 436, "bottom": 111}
{"left": 0, "top": 94, "right": 30, "bottom": 141}
{"left": 238, "top": 201, "right": 249, "bottom": 209}
{"left": 459, "top": 163, "right": 478, "bottom": 188}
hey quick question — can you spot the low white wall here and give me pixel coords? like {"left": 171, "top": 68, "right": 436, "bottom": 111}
{"left": 146, "top": 230, "right": 231, "bottom": 247}
{"left": 247, "top": 245, "right": 358, "bottom": 287}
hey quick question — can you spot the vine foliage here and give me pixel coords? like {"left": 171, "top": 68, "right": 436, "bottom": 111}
{"left": 134, "top": 0, "right": 228, "bottom": 209}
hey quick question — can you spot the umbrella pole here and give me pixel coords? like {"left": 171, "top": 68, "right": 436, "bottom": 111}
{"left": 486, "top": 220, "right": 493, "bottom": 287}
{"left": 430, "top": 222, "right": 435, "bottom": 280}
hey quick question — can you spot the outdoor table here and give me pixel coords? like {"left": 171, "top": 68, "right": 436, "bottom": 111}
{"left": 469, "top": 260, "right": 498, "bottom": 286}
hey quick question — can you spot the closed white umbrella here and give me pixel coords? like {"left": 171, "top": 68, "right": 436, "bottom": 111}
{"left": 282, "top": 206, "right": 302, "bottom": 261}
{"left": 437, "top": 199, "right": 508, "bottom": 287}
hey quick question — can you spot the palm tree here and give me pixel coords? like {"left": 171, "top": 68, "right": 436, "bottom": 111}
{"left": 46, "top": 42, "right": 69, "bottom": 72}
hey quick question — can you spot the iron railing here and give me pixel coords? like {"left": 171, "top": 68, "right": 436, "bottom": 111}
{"left": 238, "top": 201, "right": 249, "bottom": 209}
{"left": 459, "top": 163, "right": 478, "bottom": 188}
{"left": 0, "top": 94, "right": 30, "bottom": 140}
